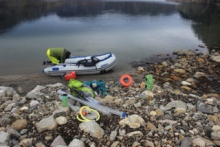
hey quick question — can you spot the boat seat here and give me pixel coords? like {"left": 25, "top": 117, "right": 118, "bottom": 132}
{"left": 77, "top": 57, "right": 100, "bottom": 67}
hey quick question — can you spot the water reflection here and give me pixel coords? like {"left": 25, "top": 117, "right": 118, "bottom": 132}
{"left": 177, "top": 3, "right": 220, "bottom": 50}
{"left": 0, "top": 0, "right": 177, "bottom": 34}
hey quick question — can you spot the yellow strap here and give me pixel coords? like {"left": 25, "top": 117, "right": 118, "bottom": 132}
{"left": 76, "top": 106, "right": 100, "bottom": 122}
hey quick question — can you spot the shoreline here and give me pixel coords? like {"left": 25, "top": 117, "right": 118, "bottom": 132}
{"left": 0, "top": 49, "right": 220, "bottom": 146}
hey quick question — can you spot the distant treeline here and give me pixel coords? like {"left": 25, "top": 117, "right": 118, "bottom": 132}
{"left": 167, "top": 0, "right": 220, "bottom": 4}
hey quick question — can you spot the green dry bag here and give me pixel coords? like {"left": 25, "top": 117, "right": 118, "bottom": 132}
{"left": 145, "top": 74, "right": 154, "bottom": 90}
{"left": 68, "top": 79, "right": 95, "bottom": 98}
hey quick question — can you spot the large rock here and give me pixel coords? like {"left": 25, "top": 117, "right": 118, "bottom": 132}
{"left": 119, "top": 115, "right": 145, "bottom": 128}
{"left": 79, "top": 120, "right": 104, "bottom": 139}
{"left": 35, "top": 116, "right": 57, "bottom": 133}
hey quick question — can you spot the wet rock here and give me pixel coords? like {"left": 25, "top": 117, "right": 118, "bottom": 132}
{"left": 119, "top": 114, "right": 145, "bottom": 129}
{"left": 11, "top": 119, "right": 27, "bottom": 131}
{"left": 0, "top": 131, "right": 10, "bottom": 145}
{"left": 173, "top": 50, "right": 196, "bottom": 56}
{"left": 79, "top": 120, "right": 104, "bottom": 139}
{"left": 35, "top": 115, "right": 57, "bottom": 133}
{"left": 51, "top": 135, "right": 67, "bottom": 147}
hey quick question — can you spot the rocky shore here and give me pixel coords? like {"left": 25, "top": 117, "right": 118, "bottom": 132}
{"left": 0, "top": 49, "right": 220, "bottom": 147}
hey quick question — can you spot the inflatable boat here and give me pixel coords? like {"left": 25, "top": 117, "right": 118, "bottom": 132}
{"left": 43, "top": 52, "right": 117, "bottom": 76}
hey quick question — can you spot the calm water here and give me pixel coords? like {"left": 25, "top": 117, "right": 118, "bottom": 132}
{"left": 0, "top": 0, "right": 220, "bottom": 76}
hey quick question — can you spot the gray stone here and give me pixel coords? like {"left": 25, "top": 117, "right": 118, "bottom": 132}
{"left": 192, "top": 138, "right": 205, "bottom": 147}
{"left": 7, "top": 127, "right": 20, "bottom": 139}
{"left": 165, "top": 100, "right": 187, "bottom": 114}
{"left": 35, "top": 115, "right": 57, "bottom": 133}
{"left": 68, "top": 139, "right": 85, "bottom": 147}
{"left": 20, "top": 129, "right": 28, "bottom": 135}
{"left": 0, "top": 131, "right": 10, "bottom": 144}
{"left": 0, "top": 86, "right": 17, "bottom": 97}
{"left": 53, "top": 106, "right": 70, "bottom": 117}
{"left": 197, "top": 101, "right": 214, "bottom": 114}
{"left": 4, "top": 103, "right": 16, "bottom": 111}
{"left": 30, "top": 100, "right": 39, "bottom": 107}
{"left": 211, "top": 130, "right": 220, "bottom": 141}
{"left": 180, "top": 137, "right": 192, "bottom": 147}
{"left": 110, "top": 131, "right": 117, "bottom": 141}
{"left": 51, "top": 135, "right": 67, "bottom": 147}
{"left": 0, "top": 116, "right": 14, "bottom": 127}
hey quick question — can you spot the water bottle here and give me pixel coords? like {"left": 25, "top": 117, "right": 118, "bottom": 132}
{"left": 62, "top": 94, "right": 68, "bottom": 107}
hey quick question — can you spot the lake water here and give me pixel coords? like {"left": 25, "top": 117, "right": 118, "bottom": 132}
{"left": 0, "top": 0, "right": 220, "bottom": 76}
